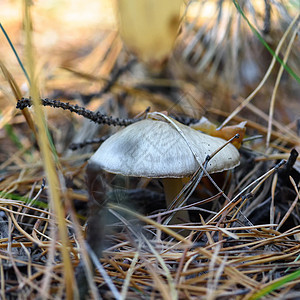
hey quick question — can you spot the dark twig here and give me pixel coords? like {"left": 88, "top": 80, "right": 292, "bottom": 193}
{"left": 172, "top": 114, "right": 199, "bottom": 126}
{"left": 97, "top": 58, "right": 137, "bottom": 98}
{"left": 69, "top": 135, "right": 111, "bottom": 150}
{"left": 16, "top": 98, "right": 139, "bottom": 126}
{"left": 17, "top": 97, "right": 200, "bottom": 126}
{"left": 263, "top": 0, "right": 271, "bottom": 34}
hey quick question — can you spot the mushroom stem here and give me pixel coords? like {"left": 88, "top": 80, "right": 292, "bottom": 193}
{"left": 162, "top": 178, "right": 189, "bottom": 224}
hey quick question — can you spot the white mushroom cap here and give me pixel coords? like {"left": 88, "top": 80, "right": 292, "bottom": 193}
{"left": 89, "top": 115, "right": 240, "bottom": 178}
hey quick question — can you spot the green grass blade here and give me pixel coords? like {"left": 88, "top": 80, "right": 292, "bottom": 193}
{"left": 232, "top": 1, "right": 300, "bottom": 83}
{"left": 249, "top": 269, "right": 300, "bottom": 300}
{"left": 0, "top": 23, "right": 31, "bottom": 84}
{"left": 4, "top": 123, "right": 23, "bottom": 150}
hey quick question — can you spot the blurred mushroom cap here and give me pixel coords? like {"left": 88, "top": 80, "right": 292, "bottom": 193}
{"left": 117, "top": 0, "right": 182, "bottom": 69}
{"left": 89, "top": 115, "right": 240, "bottom": 178}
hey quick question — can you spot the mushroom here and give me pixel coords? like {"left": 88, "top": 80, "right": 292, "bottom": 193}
{"left": 87, "top": 112, "right": 240, "bottom": 223}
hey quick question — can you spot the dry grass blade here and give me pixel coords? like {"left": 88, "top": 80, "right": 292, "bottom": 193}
{"left": 196, "top": 247, "right": 257, "bottom": 289}
{"left": 120, "top": 250, "right": 139, "bottom": 299}
{"left": 143, "top": 236, "right": 178, "bottom": 300}
{"left": 87, "top": 243, "right": 121, "bottom": 299}
{"left": 23, "top": 2, "right": 75, "bottom": 298}
{"left": 276, "top": 176, "right": 300, "bottom": 231}
{"left": 108, "top": 203, "right": 192, "bottom": 245}
{"left": 219, "top": 12, "right": 300, "bottom": 129}
{"left": 270, "top": 172, "right": 277, "bottom": 225}
{"left": 266, "top": 18, "right": 300, "bottom": 148}
{"left": 206, "top": 244, "right": 225, "bottom": 300}
{"left": 208, "top": 160, "right": 285, "bottom": 224}
{"left": 0, "top": 61, "right": 37, "bottom": 139}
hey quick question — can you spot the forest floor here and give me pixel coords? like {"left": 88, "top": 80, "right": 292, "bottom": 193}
{"left": 0, "top": 1, "right": 300, "bottom": 299}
